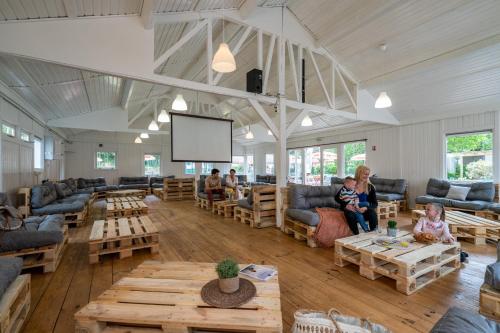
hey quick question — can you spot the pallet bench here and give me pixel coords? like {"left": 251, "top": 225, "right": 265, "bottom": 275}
{"left": 163, "top": 178, "right": 195, "bottom": 201}
{"left": 480, "top": 283, "right": 500, "bottom": 320}
{"left": 376, "top": 202, "right": 398, "bottom": 220}
{"left": 335, "top": 230, "right": 461, "bottom": 295}
{"left": 75, "top": 261, "right": 282, "bottom": 333}
{"left": 106, "top": 200, "right": 148, "bottom": 218}
{"left": 195, "top": 196, "right": 223, "bottom": 210}
{"left": 152, "top": 188, "right": 163, "bottom": 200}
{"left": 283, "top": 216, "right": 318, "bottom": 248}
{"left": 88, "top": 216, "right": 159, "bottom": 264}
{"left": 0, "top": 274, "right": 30, "bottom": 333}
{"left": 412, "top": 209, "right": 500, "bottom": 245}
{"left": 213, "top": 201, "right": 237, "bottom": 218}
{"left": 233, "top": 185, "right": 276, "bottom": 228}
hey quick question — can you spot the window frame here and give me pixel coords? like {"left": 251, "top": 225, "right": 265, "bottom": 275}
{"left": 184, "top": 162, "right": 196, "bottom": 175}
{"left": 342, "top": 141, "right": 366, "bottom": 177}
{"left": 265, "top": 153, "right": 275, "bottom": 175}
{"left": 144, "top": 153, "right": 161, "bottom": 177}
{"left": 33, "top": 136, "right": 44, "bottom": 171}
{"left": 201, "top": 162, "right": 214, "bottom": 175}
{"left": 231, "top": 155, "right": 245, "bottom": 174}
{"left": 1, "top": 123, "right": 16, "bottom": 137}
{"left": 20, "top": 130, "right": 30, "bottom": 142}
{"left": 95, "top": 151, "right": 117, "bottom": 170}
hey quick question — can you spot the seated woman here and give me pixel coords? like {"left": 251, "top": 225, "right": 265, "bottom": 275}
{"left": 335, "top": 165, "right": 378, "bottom": 235}
{"left": 225, "top": 169, "right": 241, "bottom": 200}
{"left": 205, "top": 168, "right": 224, "bottom": 206}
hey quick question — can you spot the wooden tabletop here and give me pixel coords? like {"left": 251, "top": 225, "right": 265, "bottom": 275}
{"left": 75, "top": 261, "right": 282, "bottom": 333}
{"left": 412, "top": 209, "right": 500, "bottom": 227}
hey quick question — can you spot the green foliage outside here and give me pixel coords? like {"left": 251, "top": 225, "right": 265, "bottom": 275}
{"left": 344, "top": 142, "right": 366, "bottom": 176}
{"left": 311, "top": 163, "right": 337, "bottom": 176}
{"left": 231, "top": 164, "right": 244, "bottom": 173}
{"left": 447, "top": 133, "right": 493, "bottom": 180}
{"left": 96, "top": 152, "right": 116, "bottom": 169}
{"left": 216, "top": 258, "right": 239, "bottom": 279}
{"left": 466, "top": 159, "right": 493, "bottom": 180}
{"left": 144, "top": 154, "right": 160, "bottom": 176}
{"left": 447, "top": 133, "right": 492, "bottom": 153}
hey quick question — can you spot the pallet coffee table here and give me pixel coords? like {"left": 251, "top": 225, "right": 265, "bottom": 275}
{"left": 412, "top": 209, "right": 500, "bottom": 245}
{"left": 75, "top": 261, "right": 282, "bottom": 332}
{"left": 213, "top": 200, "right": 238, "bottom": 217}
{"left": 107, "top": 189, "right": 147, "bottom": 199}
{"left": 88, "top": 216, "right": 159, "bottom": 264}
{"left": 107, "top": 200, "right": 148, "bottom": 217}
{"left": 335, "top": 230, "right": 461, "bottom": 295}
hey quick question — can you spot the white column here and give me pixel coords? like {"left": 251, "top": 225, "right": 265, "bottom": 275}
{"left": 494, "top": 111, "right": 500, "bottom": 182}
{"left": 206, "top": 19, "right": 213, "bottom": 85}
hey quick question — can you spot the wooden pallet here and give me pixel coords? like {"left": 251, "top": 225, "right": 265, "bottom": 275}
{"left": 0, "top": 274, "right": 30, "bottom": 333}
{"left": 107, "top": 190, "right": 147, "bottom": 199}
{"left": 62, "top": 205, "right": 88, "bottom": 227}
{"left": 106, "top": 196, "right": 142, "bottom": 203}
{"left": 74, "top": 261, "right": 282, "bottom": 333}
{"left": 234, "top": 206, "right": 253, "bottom": 225}
{"left": 283, "top": 217, "right": 318, "bottom": 248}
{"left": 335, "top": 230, "right": 461, "bottom": 295}
{"left": 195, "top": 196, "right": 223, "bottom": 210}
{"left": 163, "top": 178, "right": 195, "bottom": 201}
{"left": 89, "top": 216, "right": 159, "bottom": 264}
{"left": 412, "top": 209, "right": 500, "bottom": 245}
{"left": 214, "top": 201, "right": 237, "bottom": 218}
{"left": 152, "top": 188, "right": 164, "bottom": 200}
{"left": 376, "top": 202, "right": 398, "bottom": 220}
{"left": 480, "top": 283, "right": 500, "bottom": 320}
{"left": 0, "top": 226, "right": 68, "bottom": 273}
{"left": 414, "top": 203, "right": 490, "bottom": 218}
{"left": 106, "top": 201, "right": 148, "bottom": 217}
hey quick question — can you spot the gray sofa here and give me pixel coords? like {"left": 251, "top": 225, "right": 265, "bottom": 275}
{"left": 430, "top": 307, "right": 499, "bottom": 333}
{"left": 331, "top": 176, "right": 407, "bottom": 203}
{"left": 197, "top": 175, "right": 226, "bottom": 200}
{"left": 30, "top": 182, "right": 90, "bottom": 217}
{"left": 255, "top": 175, "right": 276, "bottom": 184}
{"left": 150, "top": 176, "right": 175, "bottom": 189}
{"left": 77, "top": 177, "right": 118, "bottom": 193}
{"left": 118, "top": 177, "right": 150, "bottom": 190}
{"left": 0, "top": 257, "right": 23, "bottom": 299}
{"left": 415, "top": 178, "right": 495, "bottom": 212}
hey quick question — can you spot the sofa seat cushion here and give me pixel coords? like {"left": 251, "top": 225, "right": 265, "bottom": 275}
{"left": 197, "top": 192, "right": 224, "bottom": 200}
{"left": 95, "top": 185, "right": 118, "bottom": 192}
{"left": 76, "top": 187, "right": 94, "bottom": 194}
{"left": 118, "top": 184, "right": 150, "bottom": 190}
{"left": 370, "top": 177, "right": 407, "bottom": 194}
{"left": 58, "top": 193, "right": 91, "bottom": 204}
{"left": 0, "top": 257, "right": 23, "bottom": 298}
{"left": 151, "top": 183, "right": 164, "bottom": 188}
{"left": 290, "top": 184, "right": 339, "bottom": 210}
{"left": 415, "top": 195, "right": 453, "bottom": 206}
{"left": 286, "top": 208, "right": 320, "bottom": 226}
{"left": 31, "top": 200, "right": 85, "bottom": 215}
{"left": 430, "top": 307, "right": 499, "bottom": 333}
{"left": 488, "top": 203, "right": 500, "bottom": 214}
{"left": 119, "top": 177, "right": 149, "bottom": 185}
{"left": 376, "top": 192, "right": 404, "bottom": 201}
{"left": 237, "top": 199, "right": 252, "bottom": 210}
{"left": 450, "top": 199, "right": 489, "bottom": 211}
{"left": 31, "top": 184, "right": 57, "bottom": 208}
{"left": 78, "top": 177, "right": 107, "bottom": 189}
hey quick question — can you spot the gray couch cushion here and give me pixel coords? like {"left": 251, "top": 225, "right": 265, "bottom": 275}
{"left": 430, "top": 307, "right": 499, "bottom": 333}
{"left": 415, "top": 195, "right": 453, "bottom": 206}
{"left": 450, "top": 199, "right": 490, "bottom": 211}
{"left": 31, "top": 184, "right": 57, "bottom": 208}
{"left": 76, "top": 187, "right": 94, "bottom": 194}
{"left": 118, "top": 184, "right": 150, "bottom": 190}
{"left": 376, "top": 192, "right": 404, "bottom": 201}
{"left": 286, "top": 208, "right": 320, "bottom": 226}
{"left": 463, "top": 181, "right": 495, "bottom": 202}
{"left": 0, "top": 257, "right": 23, "bottom": 298}
{"left": 426, "top": 178, "right": 450, "bottom": 197}
{"left": 370, "top": 177, "right": 407, "bottom": 194}
{"left": 95, "top": 185, "right": 118, "bottom": 192}
{"left": 237, "top": 199, "right": 252, "bottom": 209}
{"left": 61, "top": 178, "right": 78, "bottom": 192}
{"left": 289, "top": 184, "right": 339, "bottom": 210}
{"left": 119, "top": 177, "right": 149, "bottom": 185}
{"left": 488, "top": 203, "right": 500, "bottom": 214}
{"left": 58, "top": 193, "right": 90, "bottom": 204}
{"left": 78, "top": 177, "right": 107, "bottom": 189}
{"left": 55, "top": 182, "right": 73, "bottom": 198}
{"left": 31, "top": 200, "right": 85, "bottom": 215}
{"left": 197, "top": 192, "right": 224, "bottom": 200}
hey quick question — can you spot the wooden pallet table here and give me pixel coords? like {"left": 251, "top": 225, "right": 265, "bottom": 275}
{"left": 163, "top": 178, "right": 195, "bottom": 201}
{"left": 480, "top": 283, "right": 500, "bottom": 320}
{"left": 412, "top": 209, "right": 500, "bottom": 245}
{"left": 0, "top": 274, "right": 30, "bottom": 333}
{"left": 106, "top": 189, "right": 147, "bottom": 199}
{"left": 106, "top": 196, "right": 142, "bottom": 203}
{"left": 75, "top": 261, "right": 282, "bottom": 333}
{"left": 213, "top": 201, "right": 237, "bottom": 217}
{"left": 335, "top": 230, "right": 461, "bottom": 295}
{"left": 106, "top": 200, "right": 148, "bottom": 217}
{"left": 195, "top": 196, "right": 223, "bottom": 210}
{"left": 88, "top": 216, "right": 159, "bottom": 264}
{"left": 152, "top": 188, "right": 164, "bottom": 200}
{"left": 376, "top": 201, "right": 398, "bottom": 220}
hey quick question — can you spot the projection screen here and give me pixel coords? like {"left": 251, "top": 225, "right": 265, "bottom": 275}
{"left": 171, "top": 113, "right": 233, "bottom": 163}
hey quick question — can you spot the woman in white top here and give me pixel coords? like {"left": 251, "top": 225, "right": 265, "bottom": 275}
{"left": 225, "top": 169, "right": 242, "bottom": 200}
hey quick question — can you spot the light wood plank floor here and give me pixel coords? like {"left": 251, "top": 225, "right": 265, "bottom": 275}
{"left": 21, "top": 196, "right": 495, "bottom": 333}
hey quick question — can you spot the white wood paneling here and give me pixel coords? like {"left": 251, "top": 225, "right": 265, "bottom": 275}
{"left": 1, "top": 139, "right": 18, "bottom": 200}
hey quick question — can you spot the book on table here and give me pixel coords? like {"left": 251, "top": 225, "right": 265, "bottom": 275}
{"left": 239, "top": 264, "right": 277, "bottom": 281}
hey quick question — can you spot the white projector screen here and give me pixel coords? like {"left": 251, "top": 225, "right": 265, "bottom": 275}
{"left": 171, "top": 113, "right": 233, "bottom": 163}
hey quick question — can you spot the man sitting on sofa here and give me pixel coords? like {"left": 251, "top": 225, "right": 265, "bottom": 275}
{"left": 205, "top": 168, "right": 224, "bottom": 207}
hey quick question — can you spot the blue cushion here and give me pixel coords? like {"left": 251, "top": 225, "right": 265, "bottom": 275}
{"left": 286, "top": 208, "right": 320, "bottom": 226}
{"left": 55, "top": 182, "right": 73, "bottom": 198}
{"left": 31, "top": 200, "right": 85, "bottom": 215}
{"left": 95, "top": 185, "right": 118, "bottom": 192}
{"left": 31, "top": 184, "right": 57, "bottom": 208}
{"left": 0, "top": 257, "right": 23, "bottom": 298}
{"left": 290, "top": 184, "right": 339, "bottom": 210}
{"left": 430, "top": 307, "right": 499, "bottom": 333}
{"left": 463, "top": 182, "right": 495, "bottom": 202}
{"left": 376, "top": 192, "right": 404, "bottom": 201}
{"left": 370, "top": 177, "right": 407, "bottom": 194}
{"left": 450, "top": 199, "right": 489, "bottom": 211}
{"left": 426, "top": 178, "right": 450, "bottom": 197}
{"left": 415, "top": 195, "right": 453, "bottom": 206}
{"left": 488, "top": 203, "right": 500, "bottom": 214}
{"left": 237, "top": 199, "right": 252, "bottom": 209}
{"left": 76, "top": 187, "right": 94, "bottom": 194}
{"left": 61, "top": 178, "right": 78, "bottom": 192}
{"left": 118, "top": 184, "right": 149, "bottom": 190}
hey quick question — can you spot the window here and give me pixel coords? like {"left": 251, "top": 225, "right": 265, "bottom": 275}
{"left": 34, "top": 137, "right": 43, "bottom": 170}
{"left": 231, "top": 156, "right": 244, "bottom": 173}
{"left": 288, "top": 150, "right": 303, "bottom": 184}
{"left": 246, "top": 155, "right": 254, "bottom": 182}
{"left": 322, "top": 147, "right": 337, "bottom": 185}
{"left": 265, "top": 154, "right": 274, "bottom": 175}
{"left": 344, "top": 141, "right": 366, "bottom": 176}
{"left": 446, "top": 131, "right": 493, "bottom": 180}
{"left": 2, "top": 124, "right": 15, "bottom": 137}
{"left": 20, "top": 130, "right": 30, "bottom": 142}
{"left": 184, "top": 162, "right": 196, "bottom": 175}
{"left": 201, "top": 163, "right": 214, "bottom": 175}
{"left": 96, "top": 152, "right": 116, "bottom": 169}
{"left": 304, "top": 147, "right": 321, "bottom": 185}
{"left": 144, "top": 154, "right": 160, "bottom": 176}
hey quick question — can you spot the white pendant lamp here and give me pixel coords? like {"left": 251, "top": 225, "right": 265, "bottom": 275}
{"left": 245, "top": 126, "right": 254, "bottom": 139}
{"left": 301, "top": 115, "right": 313, "bottom": 127}
{"left": 140, "top": 133, "right": 149, "bottom": 139}
{"left": 158, "top": 109, "right": 170, "bottom": 123}
{"left": 134, "top": 136, "right": 142, "bottom": 144}
{"left": 212, "top": 43, "right": 236, "bottom": 73}
{"left": 172, "top": 94, "right": 187, "bottom": 111}
{"left": 148, "top": 118, "right": 159, "bottom": 131}
{"left": 374, "top": 91, "right": 392, "bottom": 108}
{"left": 267, "top": 129, "right": 273, "bottom": 136}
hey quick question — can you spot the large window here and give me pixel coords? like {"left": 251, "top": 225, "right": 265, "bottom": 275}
{"left": 231, "top": 156, "right": 244, "bottom": 173}
{"left": 265, "top": 154, "right": 274, "bottom": 175}
{"left": 246, "top": 155, "right": 254, "bottom": 182}
{"left": 446, "top": 131, "right": 493, "bottom": 180}
{"left": 144, "top": 154, "right": 160, "bottom": 176}
{"left": 288, "top": 150, "right": 303, "bottom": 184}
{"left": 96, "top": 152, "right": 116, "bottom": 170}
{"left": 2, "top": 123, "right": 15, "bottom": 137}
{"left": 20, "top": 130, "right": 30, "bottom": 142}
{"left": 322, "top": 147, "right": 337, "bottom": 185}
{"left": 184, "top": 162, "right": 195, "bottom": 175}
{"left": 201, "top": 163, "right": 214, "bottom": 175}
{"left": 34, "top": 137, "right": 43, "bottom": 170}
{"left": 344, "top": 141, "right": 366, "bottom": 176}
{"left": 304, "top": 147, "right": 321, "bottom": 185}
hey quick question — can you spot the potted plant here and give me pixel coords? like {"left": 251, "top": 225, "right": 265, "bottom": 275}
{"left": 216, "top": 258, "right": 240, "bottom": 293}
{"left": 387, "top": 220, "right": 397, "bottom": 237}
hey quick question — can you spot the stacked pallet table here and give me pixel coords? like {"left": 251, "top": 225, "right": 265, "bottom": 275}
{"left": 106, "top": 197, "right": 148, "bottom": 217}
{"left": 212, "top": 200, "right": 238, "bottom": 217}
{"left": 88, "top": 216, "right": 159, "bottom": 264}
{"left": 412, "top": 209, "right": 500, "bottom": 245}
{"left": 163, "top": 178, "right": 195, "bottom": 201}
{"left": 376, "top": 201, "right": 398, "bottom": 220}
{"left": 75, "top": 261, "right": 282, "bottom": 333}
{"left": 152, "top": 187, "right": 164, "bottom": 200}
{"left": 335, "top": 230, "right": 461, "bottom": 295}
{"left": 106, "top": 189, "right": 147, "bottom": 199}
{"left": 480, "top": 283, "right": 500, "bottom": 319}
{"left": 0, "top": 274, "right": 30, "bottom": 333}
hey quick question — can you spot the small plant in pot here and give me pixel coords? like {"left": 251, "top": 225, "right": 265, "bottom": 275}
{"left": 216, "top": 258, "right": 240, "bottom": 293}
{"left": 387, "top": 220, "right": 397, "bottom": 237}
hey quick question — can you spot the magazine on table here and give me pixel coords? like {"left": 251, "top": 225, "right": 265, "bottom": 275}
{"left": 239, "top": 264, "right": 277, "bottom": 281}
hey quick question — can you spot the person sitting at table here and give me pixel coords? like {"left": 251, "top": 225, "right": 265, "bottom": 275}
{"left": 205, "top": 168, "right": 224, "bottom": 206}
{"left": 225, "top": 169, "right": 241, "bottom": 200}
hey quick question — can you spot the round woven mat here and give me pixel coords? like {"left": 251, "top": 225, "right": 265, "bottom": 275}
{"left": 201, "top": 278, "right": 256, "bottom": 308}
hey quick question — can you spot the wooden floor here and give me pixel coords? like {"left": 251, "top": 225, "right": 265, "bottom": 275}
{"left": 21, "top": 196, "right": 495, "bottom": 333}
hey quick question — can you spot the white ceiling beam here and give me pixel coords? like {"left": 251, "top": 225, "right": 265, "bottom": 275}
{"left": 287, "top": 40, "right": 300, "bottom": 102}
{"left": 307, "top": 47, "right": 333, "bottom": 108}
{"left": 336, "top": 66, "right": 357, "bottom": 111}
{"left": 141, "top": 0, "right": 155, "bottom": 30}
{"left": 153, "top": 19, "right": 207, "bottom": 70}
{"left": 62, "top": 0, "right": 77, "bottom": 18}
{"left": 206, "top": 18, "right": 213, "bottom": 85}
{"left": 286, "top": 100, "right": 356, "bottom": 120}
{"left": 120, "top": 79, "right": 134, "bottom": 109}
{"left": 286, "top": 109, "right": 308, "bottom": 138}
{"left": 239, "top": 0, "right": 258, "bottom": 19}
{"left": 128, "top": 100, "right": 154, "bottom": 126}
{"left": 262, "top": 34, "right": 276, "bottom": 94}
{"left": 257, "top": 29, "right": 263, "bottom": 70}
{"left": 248, "top": 98, "right": 278, "bottom": 137}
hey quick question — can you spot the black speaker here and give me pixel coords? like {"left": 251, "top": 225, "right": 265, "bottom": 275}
{"left": 246, "top": 68, "right": 262, "bottom": 93}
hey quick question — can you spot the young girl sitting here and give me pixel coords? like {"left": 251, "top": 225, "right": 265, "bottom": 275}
{"left": 413, "top": 203, "right": 455, "bottom": 243}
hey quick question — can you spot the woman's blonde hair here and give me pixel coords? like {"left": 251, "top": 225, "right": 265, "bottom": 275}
{"left": 427, "top": 202, "right": 446, "bottom": 221}
{"left": 354, "top": 165, "right": 372, "bottom": 194}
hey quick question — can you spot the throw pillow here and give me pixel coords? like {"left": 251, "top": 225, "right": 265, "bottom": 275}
{"left": 446, "top": 185, "right": 470, "bottom": 201}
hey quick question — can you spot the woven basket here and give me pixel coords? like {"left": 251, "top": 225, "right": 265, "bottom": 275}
{"left": 292, "top": 309, "right": 392, "bottom": 333}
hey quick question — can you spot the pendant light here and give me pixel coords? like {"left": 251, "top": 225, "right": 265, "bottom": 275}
{"left": 245, "top": 126, "right": 254, "bottom": 139}
{"left": 211, "top": 1, "right": 236, "bottom": 73}
{"left": 301, "top": 115, "right": 313, "bottom": 127}
{"left": 267, "top": 129, "right": 273, "bottom": 136}
{"left": 148, "top": 100, "right": 159, "bottom": 130}
{"left": 158, "top": 108, "right": 170, "bottom": 123}
{"left": 172, "top": 94, "right": 187, "bottom": 111}
{"left": 134, "top": 136, "right": 142, "bottom": 144}
{"left": 375, "top": 92, "right": 392, "bottom": 108}
{"left": 140, "top": 133, "right": 149, "bottom": 139}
